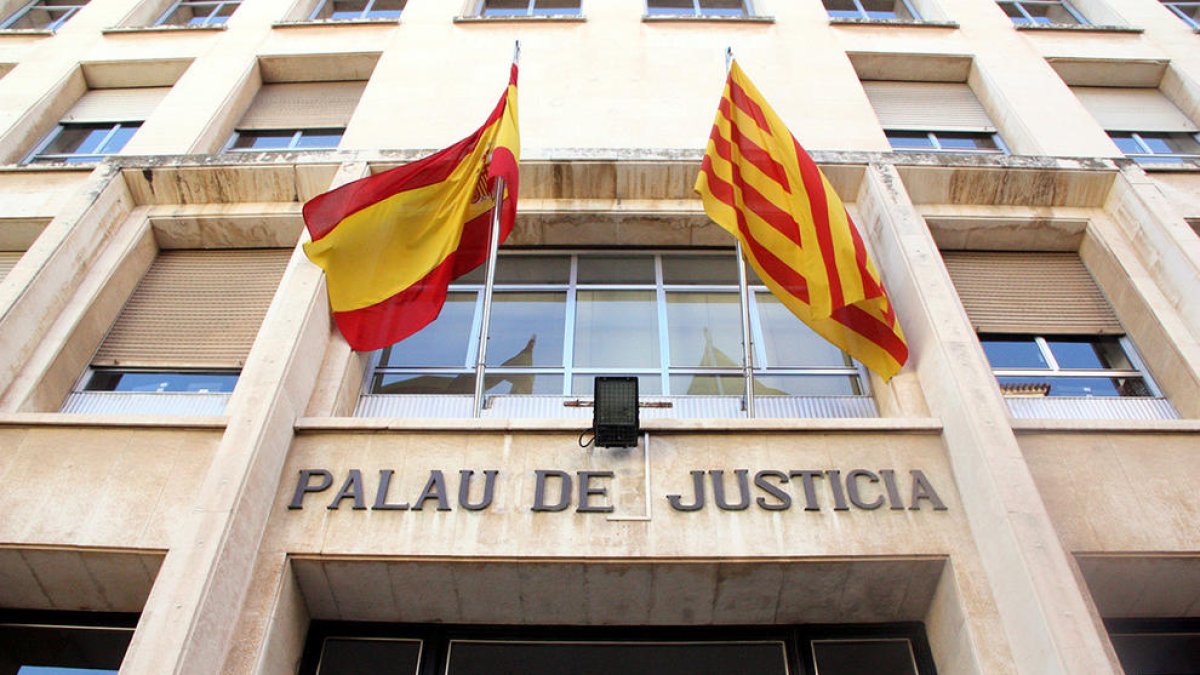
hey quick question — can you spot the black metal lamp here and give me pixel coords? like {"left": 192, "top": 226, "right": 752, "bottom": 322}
{"left": 593, "top": 376, "right": 640, "bottom": 448}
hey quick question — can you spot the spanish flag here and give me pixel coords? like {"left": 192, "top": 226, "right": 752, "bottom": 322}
{"left": 695, "top": 60, "right": 907, "bottom": 380}
{"left": 302, "top": 65, "right": 519, "bottom": 352}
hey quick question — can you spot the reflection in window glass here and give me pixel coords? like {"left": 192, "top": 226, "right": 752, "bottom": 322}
{"left": 1109, "top": 627, "right": 1200, "bottom": 675}
{"left": 755, "top": 374, "right": 862, "bottom": 396}
{"left": 316, "top": 638, "right": 421, "bottom": 675}
{"left": 662, "top": 255, "right": 740, "bottom": 285}
{"left": 576, "top": 255, "right": 655, "bottom": 284}
{"left": 486, "top": 293, "right": 566, "bottom": 367}
{"left": 574, "top": 290, "right": 660, "bottom": 368}
{"left": 981, "top": 337, "right": 1048, "bottom": 368}
{"left": 446, "top": 640, "right": 787, "bottom": 675}
{"left": 572, "top": 373, "right": 661, "bottom": 395}
{"left": 980, "top": 334, "right": 1155, "bottom": 398}
{"left": 85, "top": 370, "right": 239, "bottom": 393}
{"left": 484, "top": 373, "right": 562, "bottom": 396}
{"left": 666, "top": 293, "right": 741, "bottom": 368}
{"left": 756, "top": 293, "right": 850, "bottom": 368}
{"left": 380, "top": 292, "right": 477, "bottom": 368}
{"left": 374, "top": 373, "right": 474, "bottom": 395}
{"left": 494, "top": 255, "right": 571, "bottom": 284}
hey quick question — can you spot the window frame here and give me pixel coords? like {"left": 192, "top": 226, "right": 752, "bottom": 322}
{"left": 0, "top": 0, "right": 86, "bottom": 30}
{"left": 308, "top": 0, "right": 403, "bottom": 20}
{"left": 884, "top": 129, "right": 1008, "bottom": 154}
{"left": 363, "top": 250, "right": 869, "bottom": 400}
{"left": 997, "top": 0, "right": 1087, "bottom": 24}
{"left": 1107, "top": 131, "right": 1200, "bottom": 164}
{"left": 79, "top": 367, "right": 242, "bottom": 394}
{"left": 153, "top": 0, "right": 241, "bottom": 26}
{"left": 824, "top": 0, "right": 920, "bottom": 20}
{"left": 224, "top": 128, "right": 344, "bottom": 152}
{"left": 24, "top": 121, "right": 142, "bottom": 164}
{"left": 0, "top": 609, "right": 138, "bottom": 674}
{"left": 980, "top": 334, "right": 1162, "bottom": 398}
{"left": 644, "top": 0, "right": 751, "bottom": 18}
{"left": 1159, "top": 0, "right": 1200, "bottom": 27}
{"left": 476, "top": 0, "right": 581, "bottom": 16}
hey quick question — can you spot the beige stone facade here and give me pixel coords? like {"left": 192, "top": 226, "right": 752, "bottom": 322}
{"left": 0, "top": 0, "right": 1198, "bottom": 674}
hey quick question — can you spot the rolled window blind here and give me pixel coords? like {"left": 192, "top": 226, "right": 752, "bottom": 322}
{"left": 93, "top": 249, "right": 292, "bottom": 368}
{"left": 60, "top": 88, "right": 171, "bottom": 124}
{"left": 942, "top": 251, "right": 1123, "bottom": 335}
{"left": 1071, "top": 87, "right": 1198, "bottom": 133}
{"left": 862, "top": 81, "right": 996, "bottom": 132}
{"left": 237, "top": 81, "right": 366, "bottom": 130}
{"left": 0, "top": 251, "right": 21, "bottom": 280}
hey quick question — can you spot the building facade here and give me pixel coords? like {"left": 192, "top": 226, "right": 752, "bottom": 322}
{"left": 0, "top": 0, "right": 1198, "bottom": 673}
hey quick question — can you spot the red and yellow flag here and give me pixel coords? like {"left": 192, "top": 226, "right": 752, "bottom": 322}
{"left": 302, "top": 65, "right": 520, "bottom": 351}
{"left": 695, "top": 61, "right": 907, "bottom": 380}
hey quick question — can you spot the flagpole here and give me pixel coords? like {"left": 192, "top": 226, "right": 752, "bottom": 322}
{"left": 724, "top": 48, "right": 756, "bottom": 419}
{"left": 472, "top": 41, "right": 520, "bottom": 418}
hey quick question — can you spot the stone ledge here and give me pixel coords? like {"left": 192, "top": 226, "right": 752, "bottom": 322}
{"left": 642, "top": 14, "right": 774, "bottom": 23}
{"left": 1015, "top": 23, "right": 1142, "bottom": 33}
{"left": 294, "top": 416, "right": 944, "bottom": 434}
{"left": 0, "top": 412, "right": 228, "bottom": 429}
{"left": 829, "top": 17, "right": 958, "bottom": 28}
{"left": 102, "top": 24, "right": 226, "bottom": 34}
{"left": 272, "top": 18, "right": 399, "bottom": 28}
{"left": 454, "top": 14, "right": 585, "bottom": 23}
{"left": 1012, "top": 419, "right": 1200, "bottom": 433}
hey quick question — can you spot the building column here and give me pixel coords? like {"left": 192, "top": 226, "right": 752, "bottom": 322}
{"left": 858, "top": 162, "right": 1122, "bottom": 675}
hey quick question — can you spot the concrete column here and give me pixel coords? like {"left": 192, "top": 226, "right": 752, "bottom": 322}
{"left": 859, "top": 162, "right": 1123, "bottom": 675}
{"left": 115, "top": 162, "right": 360, "bottom": 675}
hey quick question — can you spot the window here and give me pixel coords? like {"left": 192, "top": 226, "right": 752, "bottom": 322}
{"left": 1160, "top": 0, "right": 1200, "bottom": 28}
{"left": 646, "top": 0, "right": 749, "bottom": 17}
{"left": 997, "top": 0, "right": 1086, "bottom": 24}
{"left": 225, "top": 81, "right": 365, "bottom": 153}
{"left": 825, "top": 0, "right": 918, "bottom": 20}
{"left": 365, "top": 251, "right": 864, "bottom": 400}
{"left": 478, "top": 0, "right": 580, "bottom": 16}
{"left": 1072, "top": 87, "right": 1200, "bottom": 165}
{"left": 943, "top": 251, "right": 1165, "bottom": 405}
{"left": 300, "top": 623, "right": 937, "bottom": 675}
{"left": 862, "top": 81, "right": 1007, "bottom": 154}
{"left": 154, "top": 0, "right": 240, "bottom": 25}
{"left": 62, "top": 249, "right": 290, "bottom": 415}
{"left": 0, "top": 611, "right": 136, "bottom": 674}
{"left": 309, "top": 0, "right": 402, "bottom": 20}
{"left": 1107, "top": 619, "right": 1200, "bottom": 675}
{"left": 0, "top": 0, "right": 86, "bottom": 29}
{"left": 25, "top": 87, "right": 169, "bottom": 165}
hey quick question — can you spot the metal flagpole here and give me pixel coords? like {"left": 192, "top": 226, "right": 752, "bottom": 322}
{"left": 724, "top": 48, "right": 756, "bottom": 418}
{"left": 472, "top": 41, "right": 520, "bottom": 418}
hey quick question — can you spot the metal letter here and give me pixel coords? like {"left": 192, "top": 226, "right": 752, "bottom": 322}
{"left": 754, "top": 470, "right": 792, "bottom": 511}
{"left": 825, "top": 470, "right": 850, "bottom": 511}
{"left": 666, "top": 471, "right": 707, "bottom": 512}
{"left": 372, "top": 469, "right": 410, "bottom": 511}
{"left": 846, "top": 469, "right": 884, "bottom": 510}
{"left": 329, "top": 469, "right": 367, "bottom": 510}
{"left": 459, "top": 470, "right": 498, "bottom": 511}
{"left": 288, "top": 469, "right": 332, "bottom": 510}
{"left": 879, "top": 469, "right": 906, "bottom": 510}
{"left": 789, "top": 470, "right": 824, "bottom": 511}
{"left": 532, "top": 470, "right": 572, "bottom": 512}
{"left": 909, "top": 470, "right": 948, "bottom": 511}
{"left": 577, "top": 471, "right": 615, "bottom": 513}
{"left": 412, "top": 470, "right": 452, "bottom": 511}
{"left": 711, "top": 469, "right": 751, "bottom": 511}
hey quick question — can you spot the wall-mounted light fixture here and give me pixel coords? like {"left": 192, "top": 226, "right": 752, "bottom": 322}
{"left": 593, "top": 376, "right": 640, "bottom": 448}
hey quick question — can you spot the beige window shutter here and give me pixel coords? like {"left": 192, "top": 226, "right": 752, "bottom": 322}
{"left": 60, "top": 87, "right": 172, "bottom": 124}
{"left": 942, "top": 251, "right": 1123, "bottom": 335}
{"left": 0, "top": 251, "right": 21, "bottom": 280}
{"left": 93, "top": 249, "right": 292, "bottom": 369}
{"left": 862, "top": 81, "right": 996, "bottom": 132}
{"left": 1071, "top": 86, "right": 1199, "bottom": 133}
{"left": 238, "top": 81, "right": 367, "bottom": 130}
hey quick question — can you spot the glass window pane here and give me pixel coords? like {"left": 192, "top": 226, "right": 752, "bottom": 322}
{"left": 574, "top": 290, "right": 660, "bottom": 368}
{"left": 485, "top": 292, "right": 566, "bottom": 367}
{"left": 572, "top": 373, "right": 661, "bottom": 395}
{"left": 701, "top": 0, "right": 747, "bottom": 15}
{"left": 754, "top": 374, "right": 862, "bottom": 396}
{"left": 379, "top": 292, "right": 477, "bottom": 367}
{"left": 661, "top": 254, "right": 739, "bottom": 285}
{"left": 1110, "top": 631, "right": 1200, "bottom": 675}
{"left": 231, "top": 130, "right": 294, "bottom": 150}
{"left": 373, "top": 373, "right": 474, "bottom": 394}
{"left": 577, "top": 255, "right": 656, "bottom": 284}
{"left": 320, "top": 0, "right": 366, "bottom": 18}
{"left": 85, "top": 371, "right": 239, "bottom": 393}
{"left": 980, "top": 336, "right": 1048, "bottom": 369}
{"left": 863, "top": 0, "right": 910, "bottom": 18}
{"left": 481, "top": 0, "right": 527, "bottom": 15}
{"left": 1046, "top": 337, "right": 1132, "bottom": 370}
{"left": 483, "top": 373, "right": 562, "bottom": 396}
{"left": 533, "top": 0, "right": 580, "bottom": 13}
{"left": 43, "top": 126, "right": 111, "bottom": 156}
{"left": 317, "top": 638, "right": 421, "bottom": 675}
{"left": 1109, "top": 133, "right": 1144, "bottom": 154}
{"left": 99, "top": 124, "right": 139, "bottom": 153}
{"left": 494, "top": 255, "right": 570, "bottom": 284}
{"left": 886, "top": 131, "right": 936, "bottom": 150}
{"left": 294, "top": 129, "right": 343, "bottom": 148}
{"left": 646, "top": 0, "right": 693, "bottom": 14}
{"left": 824, "top": 0, "right": 863, "bottom": 17}
{"left": 446, "top": 640, "right": 787, "bottom": 675}
{"left": 666, "top": 292, "right": 742, "bottom": 368}
{"left": 1142, "top": 133, "right": 1200, "bottom": 155}
{"left": 670, "top": 374, "right": 745, "bottom": 395}
{"left": 934, "top": 132, "right": 999, "bottom": 151}
{"left": 0, "top": 624, "right": 131, "bottom": 673}
{"left": 812, "top": 639, "right": 918, "bottom": 675}
{"left": 756, "top": 293, "right": 850, "bottom": 368}
{"left": 363, "top": 0, "right": 403, "bottom": 17}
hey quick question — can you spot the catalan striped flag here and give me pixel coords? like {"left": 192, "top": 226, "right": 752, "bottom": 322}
{"left": 695, "top": 61, "right": 908, "bottom": 380}
{"left": 302, "top": 65, "right": 520, "bottom": 352}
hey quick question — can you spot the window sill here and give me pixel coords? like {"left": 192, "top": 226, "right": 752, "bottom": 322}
{"left": 273, "top": 17, "right": 400, "bottom": 28}
{"left": 0, "top": 28, "right": 53, "bottom": 36}
{"left": 829, "top": 17, "right": 958, "bottom": 28}
{"left": 103, "top": 23, "right": 226, "bottom": 34}
{"left": 0, "top": 411, "right": 228, "bottom": 429}
{"left": 297, "top": 415, "right": 943, "bottom": 434}
{"left": 1012, "top": 418, "right": 1200, "bottom": 433}
{"left": 454, "top": 14, "right": 585, "bottom": 23}
{"left": 1136, "top": 159, "right": 1200, "bottom": 171}
{"left": 1014, "top": 23, "right": 1142, "bottom": 33}
{"left": 642, "top": 14, "right": 775, "bottom": 23}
